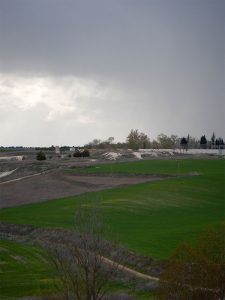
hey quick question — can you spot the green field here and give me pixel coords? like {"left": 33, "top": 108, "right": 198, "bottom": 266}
{"left": 0, "top": 159, "right": 224, "bottom": 299}
{"left": 0, "top": 239, "right": 55, "bottom": 298}
{"left": 0, "top": 239, "right": 155, "bottom": 299}
{"left": 68, "top": 158, "right": 219, "bottom": 176}
{"left": 1, "top": 159, "right": 224, "bottom": 258}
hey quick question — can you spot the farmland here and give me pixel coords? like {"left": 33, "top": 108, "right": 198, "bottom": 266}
{"left": 0, "top": 239, "right": 55, "bottom": 298}
{"left": 0, "top": 158, "right": 224, "bottom": 298}
{"left": 1, "top": 159, "right": 224, "bottom": 257}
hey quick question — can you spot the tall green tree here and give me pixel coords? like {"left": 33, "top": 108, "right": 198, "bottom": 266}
{"left": 126, "top": 129, "right": 150, "bottom": 150}
{"left": 157, "top": 134, "right": 179, "bottom": 149}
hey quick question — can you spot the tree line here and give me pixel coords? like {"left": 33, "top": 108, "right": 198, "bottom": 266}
{"left": 86, "top": 130, "right": 224, "bottom": 151}
{"left": 1, "top": 131, "right": 224, "bottom": 152}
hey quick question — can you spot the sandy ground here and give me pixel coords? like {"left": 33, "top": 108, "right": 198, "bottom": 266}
{"left": 0, "top": 170, "right": 167, "bottom": 208}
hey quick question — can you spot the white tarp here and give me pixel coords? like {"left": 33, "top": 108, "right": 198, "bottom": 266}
{"left": 0, "top": 168, "right": 17, "bottom": 178}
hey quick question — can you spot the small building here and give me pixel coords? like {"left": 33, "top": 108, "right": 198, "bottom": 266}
{"left": 0, "top": 156, "right": 24, "bottom": 161}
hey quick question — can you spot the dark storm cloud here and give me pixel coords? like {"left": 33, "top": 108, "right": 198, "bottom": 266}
{"left": 0, "top": 0, "right": 224, "bottom": 146}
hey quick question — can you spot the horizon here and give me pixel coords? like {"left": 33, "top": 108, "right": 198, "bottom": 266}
{"left": 1, "top": 131, "right": 224, "bottom": 148}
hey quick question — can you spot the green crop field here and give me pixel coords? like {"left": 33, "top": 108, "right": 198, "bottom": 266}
{"left": 68, "top": 158, "right": 220, "bottom": 176}
{"left": 1, "top": 159, "right": 224, "bottom": 258}
{"left": 0, "top": 239, "right": 154, "bottom": 299}
{"left": 0, "top": 159, "right": 224, "bottom": 299}
{"left": 0, "top": 239, "right": 55, "bottom": 298}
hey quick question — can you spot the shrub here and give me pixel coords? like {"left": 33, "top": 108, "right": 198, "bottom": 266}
{"left": 73, "top": 149, "right": 90, "bottom": 157}
{"left": 73, "top": 150, "right": 82, "bottom": 157}
{"left": 82, "top": 149, "right": 90, "bottom": 157}
{"left": 158, "top": 223, "right": 225, "bottom": 299}
{"left": 36, "top": 151, "right": 46, "bottom": 160}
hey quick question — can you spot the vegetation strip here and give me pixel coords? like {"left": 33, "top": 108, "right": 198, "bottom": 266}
{"left": 0, "top": 223, "right": 162, "bottom": 280}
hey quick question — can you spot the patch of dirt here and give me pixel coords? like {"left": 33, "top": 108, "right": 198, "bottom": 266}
{"left": 0, "top": 160, "right": 58, "bottom": 183}
{"left": 11, "top": 255, "right": 27, "bottom": 263}
{"left": 0, "top": 170, "right": 168, "bottom": 208}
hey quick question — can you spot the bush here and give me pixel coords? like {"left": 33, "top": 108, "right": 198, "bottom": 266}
{"left": 36, "top": 151, "right": 46, "bottom": 161}
{"left": 82, "top": 149, "right": 90, "bottom": 157}
{"left": 73, "top": 150, "right": 82, "bottom": 157}
{"left": 73, "top": 149, "right": 90, "bottom": 157}
{"left": 158, "top": 223, "right": 225, "bottom": 299}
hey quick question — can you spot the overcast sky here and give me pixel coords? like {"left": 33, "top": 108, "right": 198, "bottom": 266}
{"left": 0, "top": 0, "right": 224, "bottom": 146}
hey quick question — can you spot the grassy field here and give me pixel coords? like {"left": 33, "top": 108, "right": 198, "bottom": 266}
{"left": 0, "top": 159, "right": 224, "bottom": 259}
{"left": 0, "top": 159, "right": 224, "bottom": 299}
{"left": 68, "top": 158, "right": 219, "bottom": 175}
{"left": 0, "top": 239, "right": 156, "bottom": 299}
{"left": 0, "top": 239, "right": 55, "bottom": 298}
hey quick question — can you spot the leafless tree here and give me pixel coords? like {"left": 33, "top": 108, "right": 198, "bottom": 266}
{"left": 45, "top": 206, "right": 127, "bottom": 300}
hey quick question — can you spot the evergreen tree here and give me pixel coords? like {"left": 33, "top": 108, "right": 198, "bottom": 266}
{"left": 211, "top": 132, "right": 216, "bottom": 147}
{"left": 180, "top": 137, "right": 188, "bottom": 151}
{"left": 200, "top": 135, "right": 207, "bottom": 149}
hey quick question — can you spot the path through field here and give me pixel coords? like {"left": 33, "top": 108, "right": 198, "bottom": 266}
{"left": 102, "top": 256, "right": 159, "bottom": 282}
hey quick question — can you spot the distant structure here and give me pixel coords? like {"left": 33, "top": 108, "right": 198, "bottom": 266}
{"left": 55, "top": 146, "right": 60, "bottom": 154}
{"left": 70, "top": 147, "right": 75, "bottom": 152}
{"left": 0, "top": 156, "right": 24, "bottom": 161}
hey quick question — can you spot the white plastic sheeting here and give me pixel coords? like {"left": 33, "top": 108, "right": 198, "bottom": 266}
{"left": 0, "top": 168, "right": 17, "bottom": 178}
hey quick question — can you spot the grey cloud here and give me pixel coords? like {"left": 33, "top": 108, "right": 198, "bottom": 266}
{"left": 0, "top": 0, "right": 224, "bottom": 145}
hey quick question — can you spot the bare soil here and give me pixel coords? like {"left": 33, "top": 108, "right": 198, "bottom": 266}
{"left": 0, "top": 170, "right": 167, "bottom": 208}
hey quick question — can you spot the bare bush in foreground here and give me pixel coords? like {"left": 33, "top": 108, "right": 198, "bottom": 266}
{"left": 158, "top": 223, "right": 225, "bottom": 299}
{"left": 46, "top": 206, "right": 127, "bottom": 300}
